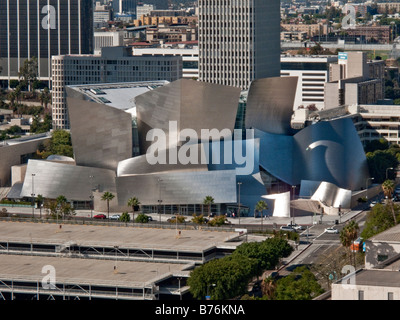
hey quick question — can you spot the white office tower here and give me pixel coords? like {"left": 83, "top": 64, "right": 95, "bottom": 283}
{"left": 198, "top": 0, "right": 280, "bottom": 89}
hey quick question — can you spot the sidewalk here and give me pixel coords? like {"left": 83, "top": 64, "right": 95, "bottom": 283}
{"left": 0, "top": 205, "right": 364, "bottom": 226}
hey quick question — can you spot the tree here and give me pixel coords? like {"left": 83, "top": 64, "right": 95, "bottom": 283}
{"left": 18, "top": 57, "right": 38, "bottom": 92}
{"left": 135, "top": 213, "right": 151, "bottom": 223}
{"left": 101, "top": 192, "right": 115, "bottom": 219}
{"left": 361, "top": 203, "right": 399, "bottom": 239}
{"left": 188, "top": 237, "right": 294, "bottom": 300}
{"left": 127, "top": 197, "right": 140, "bottom": 221}
{"left": 30, "top": 114, "right": 52, "bottom": 134}
{"left": 207, "top": 215, "right": 228, "bottom": 227}
{"left": 232, "top": 238, "right": 293, "bottom": 278}
{"left": 36, "top": 194, "right": 44, "bottom": 219}
{"left": 39, "top": 87, "right": 51, "bottom": 109}
{"left": 188, "top": 255, "right": 258, "bottom": 300}
{"left": 203, "top": 195, "right": 214, "bottom": 217}
{"left": 255, "top": 200, "right": 268, "bottom": 218}
{"left": 366, "top": 149, "right": 398, "bottom": 183}
{"left": 382, "top": 179, "right": 397, "bottom": 225}
{"left": 38, "top": 129, "right": 73, "bottom": 159}
{"left": 120, "top": 212, "right": 130, "bottom": 223}
{"left": 340, "top": 220, "right": 359, "bottom": 266}
{"left": 44, "top": 195, "right": 75, "bottom": 220}
{"left": 7, "top": 90, "right": 16, "bottom": 108}
{"left": 273, "top": 266, "right": 324, "bottom": 300}
{"left": 192, "top": 214, "right": 207, "bottom": 225}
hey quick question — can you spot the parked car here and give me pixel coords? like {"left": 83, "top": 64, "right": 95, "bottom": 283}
{"left": 287, "top": 223, "right": 304, "bottom": 230}
{"left": 325, "top": 227, "right": 339, "bottom": 234}
{"left": 370, "top": 201, "right": 378, "bottom": 208}
{"left": 147, "top": 215, "right": 153, "bottom": 221}
{"left": 280, "top": 225, "right": 295, "bottom": 232}
{"left": 93, "top": 214, "right": 107, "bottom": 219}
{"left": 110, "top": 214, "right": 121, "bottom": 220}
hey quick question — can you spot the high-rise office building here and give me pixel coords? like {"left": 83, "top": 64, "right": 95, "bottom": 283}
{"left": 198, "top": 0, "right": 280, "bottom": 89}
{"left": 112, "top": 0, "right": 136, "bottom": 14}
{"left": 51, "top": 46, "right": 182, "bottom": 129}
{"left": 0, "top": 0, "right": 93, "bottom": 86}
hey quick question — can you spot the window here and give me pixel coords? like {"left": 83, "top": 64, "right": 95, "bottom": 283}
{"left": 358, "top": 290, "right": 364, "bottom": 300}
{"left": 388, "top": 292, "right": 394, "bottom": 300}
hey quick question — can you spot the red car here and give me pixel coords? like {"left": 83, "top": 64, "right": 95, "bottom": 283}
{"left": 93, "top": 214, "right": 107, "bottom": 219}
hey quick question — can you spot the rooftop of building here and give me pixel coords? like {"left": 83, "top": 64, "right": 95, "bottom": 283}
{"left": 0, "top": 132, "right": 50, "bottom": 147}
{"left": 369, "top": 223, "right": 400, "bottom": 243}
{"left": 281, "top": 54, "right": 338, "bottom": 62}
{"left": 67, "top": 81, "right": 170, "bottom": 115}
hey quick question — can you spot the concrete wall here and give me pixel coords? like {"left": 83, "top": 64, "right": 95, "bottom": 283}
{"left": 332, "top": 283, "right": 400, "bottom": 300}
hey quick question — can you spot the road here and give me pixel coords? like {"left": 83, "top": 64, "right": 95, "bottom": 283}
{"left": 285, "top": 210, "right": 368, "bottom": 268}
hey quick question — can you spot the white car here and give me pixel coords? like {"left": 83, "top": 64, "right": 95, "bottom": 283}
{"left": 110, "top": 214, "right": 121, "bottom": 221}
{"left": 325, "top": 227, "right": 339, "bottom": 234}
{"left": 287, "top": 223, "right": 304, "bottom": 230}
{"left": 280, "top": 226, "right": 295, "bottom": 232}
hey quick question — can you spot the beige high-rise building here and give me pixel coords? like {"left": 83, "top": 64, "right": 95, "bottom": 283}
{"left": 198, "top": 0, "right": 280, "bottom": 90}
{"left": 324, "top": 52, "right": 385, "bottom": 109}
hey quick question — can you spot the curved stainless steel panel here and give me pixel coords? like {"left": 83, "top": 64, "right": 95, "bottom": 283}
{"left": 255, "top": 128, "right": 294, "bottom": 185}
{"left": 116, "top": 170, "right": 237, "bottom": 206}
{"left": 67, "top": 88, "right": 133, "bottom": 171}
{"left": 262, "top": 191, "right": 291, "bottom": 218}
{"left": 310, "top": 181, "right": 352, "bottom": 209}
{"left": 20, "top": 160, "right": 116, "bottom": 201}
{"left": 117, "top": 151, "right": 208, "bottom": 177}
{"left": 246, "top": 77, "right": 298, "bottom": 135}
{"left": 135, "top": 79, "right": 241, "bottom": 154}
{"left": 293, "top": 117, "right": 370, "bottom": 191}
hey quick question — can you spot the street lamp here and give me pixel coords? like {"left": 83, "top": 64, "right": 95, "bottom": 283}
{"left": 89, "top": 175, "right": 94, "bottom": 218}
{"left": 237, "top": 182, "right": 242, "bottom": 225}
{"left": 158, "top": 178, "right": 163, "bottom": 223}
{"left": 386, "top": 167, "right": 394, "bottom": 180}
{"left": 89, "top": 195, "right": 94, "bottom": 218}
{"left": 31, "top": 173, "right": 36, "bottom": 218}
{"left": 366, "top": 177, "right": 375, "bottom": 201}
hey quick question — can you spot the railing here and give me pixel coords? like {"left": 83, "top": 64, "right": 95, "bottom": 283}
{"left": 0, "top": 276, "right": 158, "bottom": 300}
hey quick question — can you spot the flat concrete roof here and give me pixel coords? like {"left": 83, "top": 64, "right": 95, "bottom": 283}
{"left": 353, "top": 269, "right": 400, "bottom": 288}
{"left": 0, "top": 221, "right": 240, "bottom": 252}
{"left": 0, "top": 254, "right": 188, "bottom": 288}
{"left": 370, "top": 223, "right": 400, "bottom": 243}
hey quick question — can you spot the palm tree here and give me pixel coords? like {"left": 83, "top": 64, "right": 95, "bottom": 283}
{"left": 39, "top": 87, "right": 51, "bottom": 110}
{"left": 127, "top": 197, "right": 140, "bottom": 221}
{"left": 203, "top": 196, "right": 215, "bottom": 218}
{"left": 101, "top": 191, "right": 115, "bottom": 219}
{"left": 340, "top": 220, "right": 360, "bottom": 266}
{"left": 36, "top": 194, "right": 44, "bottom": 219}
{"left": 255, "top": 200, "right": 268, "bottom": 230}
{"left": 255, "top": 200, "right": 268, "bottom": 218}
{"left": 382, "top": 179, "right": 397, "bottom": 225}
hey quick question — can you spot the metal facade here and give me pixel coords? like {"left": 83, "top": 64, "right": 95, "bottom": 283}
{"left": 116, "top": 170, "right": 237, "bottom": 206}
{"left": 20, "top": 160, "right": 116, "bottom": 201}
{"left": 135, "top": 78, "right": 241, "bottom": 154}
{"left": 67, "top": 88, "right": 133, "bottom": 171}
{"left": 246, "top": 77, "right": 298, "bottom": 135}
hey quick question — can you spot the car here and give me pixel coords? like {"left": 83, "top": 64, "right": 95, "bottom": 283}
{"left": 93, "top": 214, "right": 106, "bottom": 219}
{"left": 325, "top": 227, "right": 339, "bottom": 234}
{"left": 147, "top": 215, "right": 153, "bottom": 221}
{"left": 280, "top": 226, "right": 295, "bottom": 232}
{"left": 370, "top": 201, "right": 378, "bottom": 208}
{"left": 167, "top": 216, "right": 177, "bottom": 223}
{"left": 287, "top": 223, "right": 304, "bottom": 230}
{"left": 110, "top": 214, "right": 121, "bottom": 220}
